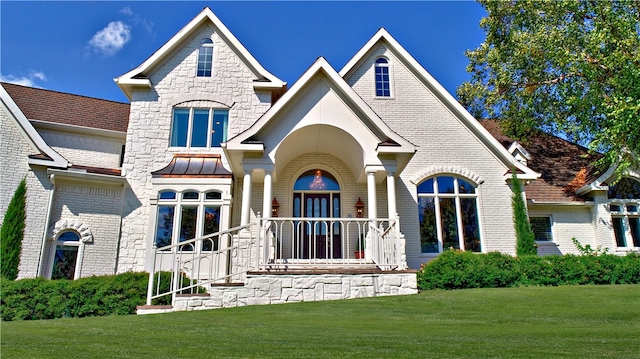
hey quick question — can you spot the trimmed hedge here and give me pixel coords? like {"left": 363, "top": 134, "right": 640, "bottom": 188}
{"left": 0, "top": 272, "right": 173, "bottom": 321}
{"left": 417, "top": 250, "right": 640, "bottom": 290}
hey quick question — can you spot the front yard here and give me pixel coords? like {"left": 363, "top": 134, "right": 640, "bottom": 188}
{"left": 2, "top": 284, "right": 639, "bottom": 358}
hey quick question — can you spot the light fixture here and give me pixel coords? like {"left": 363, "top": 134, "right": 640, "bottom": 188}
{"left": 271, "top": 197, "right": 280, "bottom": 217}
{"left": 355, "top": 197, "right": 364, "bottom": 218}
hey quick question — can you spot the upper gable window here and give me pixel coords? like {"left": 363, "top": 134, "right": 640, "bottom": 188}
{"left": 197, "top": 38, "right": 214, "bottom": 77}
{"left": 170, "top": 108, "right": 229, "bottom": 148}
{"left": 375, "top": 57, "right": 391, "bottom": 97}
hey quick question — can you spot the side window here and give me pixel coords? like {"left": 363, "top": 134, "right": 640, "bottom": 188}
{"left": 418, "top": 176, "right": 481, "bottom": 253}
{"left": 170, "top": 108, "right": 229, "bottom": 148}
{"left": 52, "top": 231, "right": 81, "bottom": 280}
{"left": 607, "top": 178, "right": 640, "bottom": 248}
{"left": 530, "top": 217, "right": 553, "bottom": 241}
{"left": 375, "top": 57, "right": 391, "bottom": 97}
{"left": 197, "top": 38, "right": 213, "bottom": 77}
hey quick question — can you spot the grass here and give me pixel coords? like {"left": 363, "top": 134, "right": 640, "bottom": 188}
{"left": 2, "top": 285, "right": 639, "bottom": 358}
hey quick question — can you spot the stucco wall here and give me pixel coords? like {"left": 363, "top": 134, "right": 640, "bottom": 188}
{"left": 119, "top": 24, "right": 272, "bottom": 272}
{"left": 345, "top": 45, "right": 517, "bottom": 268}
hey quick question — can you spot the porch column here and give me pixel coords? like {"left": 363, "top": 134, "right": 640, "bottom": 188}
{"left": 262, "top": 170, "right": 273, "bottom": 219}
{"left": 367, "top": 171, "right": 377, "bottom": 219}
{"left": 241, "top": 170, "right": 252, "bottom": 226}
{"left": 386, "top": 172, "right": 396, "bottom": 220}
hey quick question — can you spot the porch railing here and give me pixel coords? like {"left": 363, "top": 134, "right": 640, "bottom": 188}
{"left": 145, "top": 223, "right": 258, "bottom": 306}
{"left": 257, "top": 217, "right": 400, "bottom": 270}
{"left": 145, "top": 215, "right": 402, "bottom": 306}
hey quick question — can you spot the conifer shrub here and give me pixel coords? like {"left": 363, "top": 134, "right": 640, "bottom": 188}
{"left": 1, "top": 178, "right": 27, "bottom": 280}
{"left": 511, "top": 172, "right": 536, "bottom": 256}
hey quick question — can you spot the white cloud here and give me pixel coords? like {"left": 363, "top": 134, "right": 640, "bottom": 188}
{"left": 120, "top": 6, "right": 153, "bottom": 35}
{"left": 89, "top": 21, "right": 131, "bottom": 56}
{"left": 119, "top": 6, "right": 133, "bottom": 16}
{"left": 0, "top": 71, "right": 47, "bottom": 88}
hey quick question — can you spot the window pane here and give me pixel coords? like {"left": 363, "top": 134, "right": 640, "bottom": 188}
{"left": 629, "top": 217, "right": 640, "bottom": 247}
{"left": 191, "top": 109, "right": 209, "bottom": 147}
{"left": 612, "top": 217, "right": 626, "bottom": 247}
{"left": 530, "top": 217, "right": 553, "bottom": 241}
{"left": 418, "top": 197, "right": 438, "bottom": 253}
{"left": 58, "top": 231, "right": 80, "bottom": 242}
{"left": 179, "top": 207, "right": 198, "bottom": 245}
{"left": 156, "top": 206, "right": 174, "bottom": 249}
{"left": 211, "top": 110, "right": 228, "bottom": 147}
{"left": 197, "top": 42, "right": 213, "bottom": 77}
{"left": 182, "top": 191, "right": 199, "bottom": 200}
{"left": 610, "top": 204, "right": 621, "bottom": 212}
{"left": 438, "top": 176, "right": 455, "bottom": 194}
{"left": 375, "top": 60, "right": 390, "bottom": 97}
{"left": 294, "top": 169, "right": 339, "bottom": 191}
{"left": 458, "top": 179, "right": 475, "bottom": 194}
{"left": 417, "top": 178, "right": 434, "bottom": 194}
{"left": 202, "top": 206, "right": 220, "bottom": 251}
{"left": 170, "top": 109, "right": 189, "bottom": 147}
{"left": 627, "top": 204, "right": 638, "bottom": 212}
{"left": 159, "top": 191, "right": 176, "bottom": 200}
{"left": 440, "top": 198, "right": 459, "bottom": 250}
{"left": 52, "top": 245, "right": 78, "bottom": 280}
{"left": 461, "top": 198, "right": 481, "bottom": 252}
{"left": 206, "top": 191, "right": 222, "bottom": 200}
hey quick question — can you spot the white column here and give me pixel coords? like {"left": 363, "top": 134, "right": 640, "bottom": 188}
{"left": 367, "top": 171, "right": 377, "bottom": 219}
{"left": 386, "top": 172, "right": 396, "bottom": 220}
{"left": 262, "top": 171, "right": 272, "bottom": 219}
{"left": 241, "top": 170, "right": 252, "bottom": 226}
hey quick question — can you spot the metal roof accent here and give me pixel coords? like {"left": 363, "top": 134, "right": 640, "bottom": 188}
{"left": 151, "top": 154, "right": 232, "bottom": 178}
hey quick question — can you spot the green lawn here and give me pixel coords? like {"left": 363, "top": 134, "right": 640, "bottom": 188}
{"left": 2, "top": 285, "right": 639, "bottom": 358}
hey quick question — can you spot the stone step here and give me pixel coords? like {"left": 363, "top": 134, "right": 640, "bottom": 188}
{"left": 136, "top": 305, "right": 173, "bottom": 315}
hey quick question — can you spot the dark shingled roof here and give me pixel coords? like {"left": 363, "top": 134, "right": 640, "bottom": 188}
{"left": 480, "top": 120, "right": 603, "bottom": 203}
{"left": 2, "top": 82, "right": 130, "bottom": 133}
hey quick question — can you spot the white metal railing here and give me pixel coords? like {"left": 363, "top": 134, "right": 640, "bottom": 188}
{"left": 257, "top": 217, "right": 399, "bottom": 270}
{"left": 145, "top": 215, "right": 402, "bottom": 306}
{"left": 145, "top": 223, "right": 257, "bottom": 306}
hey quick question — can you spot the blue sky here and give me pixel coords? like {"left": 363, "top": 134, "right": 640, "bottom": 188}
{"left": 1, "top": 1, "right": 487, "bottom": 103}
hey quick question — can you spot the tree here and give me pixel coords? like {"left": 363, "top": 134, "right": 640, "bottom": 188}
{"left": 1, "top": 179, "right": 27, "bottom": 279}
{"left": 457, "top": 1, "right": 640, "bottom": 177}
{"left": 511, "top": 172, "right": 536, "bottom": 256}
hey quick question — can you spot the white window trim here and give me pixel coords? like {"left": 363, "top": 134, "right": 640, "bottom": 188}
{"left": 48, "top": 231, "right": 84, "bottom": 280}
{"left": 417, "top": 176, "right": 482, "bottom": 254}
{"left": 608, "top": 201, "right": 640, "bottom": 248}
{"left": 169, "top": 107, "right": 228, "bottom": 149}
{"left": 374, "top": 57, "right": 394, "bottom": 99}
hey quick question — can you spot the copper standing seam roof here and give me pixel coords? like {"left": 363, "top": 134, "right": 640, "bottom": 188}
{"left": 151, "top": 154, "right": 232, "bottom": 178}
{"left": 1, "top": 82, "right": 130, "bottom": 132}
{"left": 479, "top": 120, "right": 603, "bottom": 203}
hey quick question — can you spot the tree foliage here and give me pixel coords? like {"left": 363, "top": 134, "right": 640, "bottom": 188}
{"left": 1, "top": 179, "right": 27, "bottom": 280}
{"left": 511, "top": 172, "right": 536, "bottom": 256}
{"left": 457, "top": 0, "right": 640, "bottom": 177}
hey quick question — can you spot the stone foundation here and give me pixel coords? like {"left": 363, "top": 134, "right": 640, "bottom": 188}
{"left": 139, "top": 271, "right": 417, "bottom": 314}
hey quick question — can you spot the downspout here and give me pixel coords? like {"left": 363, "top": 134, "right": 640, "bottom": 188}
{"left": 36, "top": 173, "right": 56, "bottom": 277}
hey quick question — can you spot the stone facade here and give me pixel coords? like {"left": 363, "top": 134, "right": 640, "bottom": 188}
{"left": 165, "top": 272, "right": 418, "bottom": 313}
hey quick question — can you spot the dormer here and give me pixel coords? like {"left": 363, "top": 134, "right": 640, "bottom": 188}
{"left": 508, "top": 141, "right": 532, "bottom": 166}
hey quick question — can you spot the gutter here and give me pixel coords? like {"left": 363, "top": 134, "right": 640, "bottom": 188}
{"left": 36, "top": 174, "right": 56, "bottom": 277}
{"left": 527, "top": 199, "right": 594, "bottom": 207}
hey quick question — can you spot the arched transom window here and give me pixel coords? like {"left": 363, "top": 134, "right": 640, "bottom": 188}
{"left": 52, "top": 231, "right": 82, "bottom": 280}
{"left": 418, "top": 175, "right": 481, "bottom": 253}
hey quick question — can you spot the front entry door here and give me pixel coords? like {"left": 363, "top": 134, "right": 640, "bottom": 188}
{"left": 299, "top": 193, "right": 342, "bottom": 259}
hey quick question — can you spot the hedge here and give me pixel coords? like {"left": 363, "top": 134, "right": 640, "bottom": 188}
{"left": 1, "top": 272, "right": 173, "bottom": 321}
{"left": 417, "top": 250, "right": 640, "bottom": 290}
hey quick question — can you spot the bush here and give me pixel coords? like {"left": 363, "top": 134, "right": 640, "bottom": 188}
{"left": 417, "top": 250, "right": 640, "bottom": 290}
{"left": 0, "top": 272, "right": 173, "bottom": 321}
{"left": 1, "top": 178, "right": 27, "bottom": 280}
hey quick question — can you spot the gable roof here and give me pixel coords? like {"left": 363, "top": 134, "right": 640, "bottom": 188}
{"left": 2, "top": 82, "right": 129, "bottom": 133}
{"left": 1, "top": 84, "right": 69, "bottom": 168}
{"left": 340, "top": 29, "right": 540, "bottom": 181}
{"left": 480, "top": 120, "right": 603, "bottom": 203}
{"left": 114, "top": 7, "right": 285, "bottom": 100}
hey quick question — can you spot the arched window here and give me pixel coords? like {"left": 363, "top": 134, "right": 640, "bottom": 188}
{"left": 155, "top": 189, "right": 222, "bottom": 252}
{"left": 197, "top": 38, "right": 214, "bottom": 77}
{"left": 607, "top": 177, "right": 640, "bottom": 248}
{"left": 375, "top": 57, "right": 391, "bottom": 97}
{"left": 52, "top": 231, "right": 81, "bottom": 280}
{"left": 417, "top": 175, "right": 481, "bottom": 253}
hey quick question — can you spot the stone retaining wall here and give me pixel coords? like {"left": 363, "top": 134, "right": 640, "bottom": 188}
{"left": 170, "top": 272, "right": 417, "bottom": 312}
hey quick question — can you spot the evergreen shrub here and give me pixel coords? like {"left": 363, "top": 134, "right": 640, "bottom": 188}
{"left": 1, "top": 178, "right": 27, "bottom": 279}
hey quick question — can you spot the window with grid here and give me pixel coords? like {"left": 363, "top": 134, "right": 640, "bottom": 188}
{"left": 197, "top": 38, "right": 213, "bottom": 77}
{"left": 170, "top": 108, "right": 228, "bottom": 148}
{"left": 375, "top": 57, "right": 390, "bottom": 97}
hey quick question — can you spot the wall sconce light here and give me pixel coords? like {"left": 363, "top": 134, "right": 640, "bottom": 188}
{"left": 271, "top": 197, "right": 280, "bottom": 217}
{"left": 355, "top": 197, "right": 364, "bottom": 218}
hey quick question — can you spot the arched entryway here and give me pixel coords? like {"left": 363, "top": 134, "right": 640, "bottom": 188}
{"left": 293, "top": 169, "right": 342, "bottom": 259}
